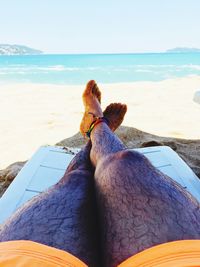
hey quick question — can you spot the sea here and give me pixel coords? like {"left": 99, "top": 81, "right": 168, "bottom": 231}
{"left": 0, "top": 53, "right": 200, "bottom": 85}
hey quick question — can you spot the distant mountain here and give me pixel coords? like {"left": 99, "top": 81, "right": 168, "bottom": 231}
{"left": 166, "top": 47, "right": 200, "bottom": 53}
{"left": 0, "top": 44, "right": 43, "bottom": 55}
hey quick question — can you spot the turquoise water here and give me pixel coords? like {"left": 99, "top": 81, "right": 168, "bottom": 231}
{"left": 0, "top": 53, "right": 200, "bottom": 84}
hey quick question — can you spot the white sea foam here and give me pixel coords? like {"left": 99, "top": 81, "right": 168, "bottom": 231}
{"left": 35, "top": 66, "right": 82, "bottom": 72}
{"left": 179, "top": 64, "right": 200, "bottom": 70}
{"left": 135, "top": 69, "right": 158, "bottom": 73}
{"left": 0, "top": 54, "right": 200, "bottom": 84}
{"left": 131, "top": 64, "right": 176, "bottom": 68}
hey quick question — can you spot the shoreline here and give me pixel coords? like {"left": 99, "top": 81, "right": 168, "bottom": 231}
{"left": 0, "top": 76, "right": 200, "bottom": 169}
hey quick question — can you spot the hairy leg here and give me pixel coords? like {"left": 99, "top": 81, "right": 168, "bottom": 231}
{"left": 81, "top": 81, "right": 200, "bottom": 267}
{"left": 0, "top": 81, "right": 127, "bottom": 267}
{"left": 0, "top": 82, "right": 102, "bottom": 266}
{"left": 0, "top": 143, "right": 101, "bottom": 267}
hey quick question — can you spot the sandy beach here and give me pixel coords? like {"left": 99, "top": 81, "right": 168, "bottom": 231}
{"left": 0, "top": 76, "right": 200, "bottom": 169}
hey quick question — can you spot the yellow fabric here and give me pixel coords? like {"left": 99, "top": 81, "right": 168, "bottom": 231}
{"left": 0, "top": 240, "right": 87, "bottom": 267}
{"left": 118, "top": 240, "right": 200, "bottom": 267}
{"left": 1, "top": 240, "right": 200, "bottom": 266}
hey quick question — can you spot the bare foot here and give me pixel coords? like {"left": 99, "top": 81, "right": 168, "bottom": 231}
{"left": 80, "top": 80, "right": 103, "bottom": 137}
{"left": 103, "top": 103, "right": 127, "bottom": 131}
{"left": 68, "top": 103, "right": 127, "bottom": 172}
{"left": 80, "top": 80, "right": 127, "bottom": 137}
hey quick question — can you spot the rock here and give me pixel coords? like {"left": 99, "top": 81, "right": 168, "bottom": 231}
{"left": 57, "top": 126, "right": 200, "bottom": 179}
{"left": 193, "top": 91, "right": 200, "bottom": 104}
{"left": 0, "top": 44, "right": 42, "bottom": 55}
{"left": 56, "top": 132, "right": 86, "bottom": 148}
{"left": 0, "top": 161, "right": 26, "bottom": 197}
{"left": 1, "top": 126, "right": 200, "bottom": 196}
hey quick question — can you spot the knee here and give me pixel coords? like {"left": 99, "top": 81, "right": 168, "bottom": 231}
{"left": 106, "top": 149, "right": 147, "bottom": 168}
{"left": 115, "top": 149, "right": 146, "bottom": 163}
{"left": 95, "top": 149, "right": 147, "bottom": 178}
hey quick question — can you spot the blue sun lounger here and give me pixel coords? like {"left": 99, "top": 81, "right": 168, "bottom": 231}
{"left": 0, "top": 145, "right": 200, "bottom": 225}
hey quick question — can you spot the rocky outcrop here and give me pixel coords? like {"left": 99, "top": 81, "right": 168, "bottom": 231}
{"left": 166, "top": 47, "right": 200, "bottom": 53}
{"left": 0, "top": 44, "right": 42, "bottom": 55}
{"left": 0, "top": 161, "right": 26, "bottom": 197}
{"left": 1, "top": 126, "right": 199, "bottom": 196}
{"left": 57, "top": 126, "right": 200, "bottom": 179}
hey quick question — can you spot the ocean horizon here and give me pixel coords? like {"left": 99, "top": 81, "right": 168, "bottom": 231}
{"left": 0, "top": 52, "right": 200, "bottom": 85}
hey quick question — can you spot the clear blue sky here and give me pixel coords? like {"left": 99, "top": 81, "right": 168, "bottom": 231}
{"left": 0, "top": 0, "right": 200, "bottom": 54}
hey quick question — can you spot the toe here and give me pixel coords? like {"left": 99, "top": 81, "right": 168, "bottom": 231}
{"left": 83, "top": 80, "right": 96, "bottom": 96}
{"left": 92, "top": 83, "right": 101, "bottom": 103}
{"left": 103, "top": 103, "right": 113, "bottom": 116}
{"left": 120, "top": 105, "right": 127, "bottom": 118}
{"left": 116, "top": 103, "right": 123, "bottom": 114}
{"left": 122, "top": 104, "right": 127, "bottom": 113}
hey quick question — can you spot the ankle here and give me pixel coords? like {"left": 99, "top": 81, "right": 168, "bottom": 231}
{"left": 86, "top": 117, "right": 109, "bottom": 138}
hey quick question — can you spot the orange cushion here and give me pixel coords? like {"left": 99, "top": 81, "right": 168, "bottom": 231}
{"left": 118, "top": 240, "right": 200, "bottom": 267}
{"left": 0, "top": 240, "right": 87, "bottom": 267}
{"left": 1, "top": 239, "right": 200, "bottom": 266}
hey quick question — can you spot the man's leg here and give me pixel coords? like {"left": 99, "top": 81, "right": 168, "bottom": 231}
{"left": 0, "top": 81, "right": 127, "bottom": 267}
{"left": 80, "top": 82, "right": 200, "bottom": 267}
{"left": 0, "top": 82, "right": 103, "bottom": 266}
{"left": 0, "top": 142, "right": 101, "bottom": 267}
